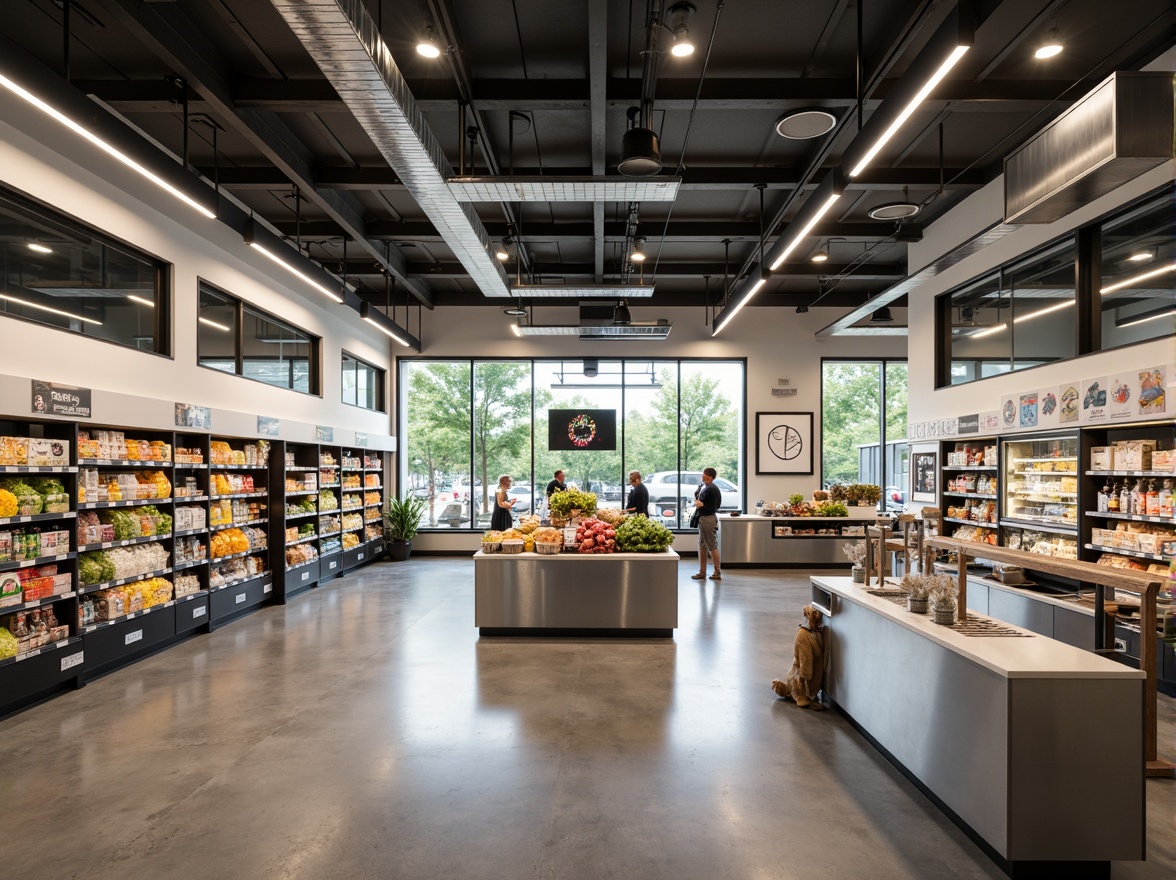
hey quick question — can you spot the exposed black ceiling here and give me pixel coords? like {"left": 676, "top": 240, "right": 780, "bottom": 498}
{"left": 2, "top": 0, "right": 1172, "bottom": 314}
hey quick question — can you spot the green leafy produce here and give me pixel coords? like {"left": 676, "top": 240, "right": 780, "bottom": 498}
{"left": 79, "top": 551, "right": 115, "bottom": 585}
{"left": 142, "top": 506, "right": 172, "bottom": 534}
{"left": 31, "top": 477, "right": 66, "bottom": 496}
{"left": 815, "top": 501, "right": 849, "bottom": 517}
{"left": 548, "top": 488, "right": 597, "bottom": 518}
{"left": 614, "top": 514, "right": 674, "bottom": 553}
{"left": 0, "top": 627, "right": 17, "bottom": 660}
{"left": 101, "top": 510, "right": 139, "bottom": 540}
{"left": 788, "top": 493, "right": 805, "bottom": 507}
{"left": 0, "top": 479, "right": 39, "bottom": 497}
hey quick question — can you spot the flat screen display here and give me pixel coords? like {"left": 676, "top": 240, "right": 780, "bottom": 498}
{"left": 547, "top": 408, "right": 617, "bottom": 451}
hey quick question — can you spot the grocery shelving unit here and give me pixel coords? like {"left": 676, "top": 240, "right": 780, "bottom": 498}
{"left": 938, "top": 439, "right": 1000, "bottom": 550}
{"left": 1000, "top": 433, "right": 1080, "bottom": 562}
{"left": 171, "top": 432, "right": 212, "bottom": 635}
{"left": 0, "top": 416, "right": 82, "bottom": 709}
{"left": 207, "top": 436, "right": 273, "bottom": 626}
{"left": 317, "top": 445, "right": 343, "bottom": 582}
{"left": 341, "top": 448, "right": 384, "bottom": 571}
{"left": 279, "top": 441, "right": 321, "bottom": 600}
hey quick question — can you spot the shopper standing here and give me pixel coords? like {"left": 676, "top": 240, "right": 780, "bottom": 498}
{"left": 546, "top": 470, "right": 567, "bottom": 500}
{"left": 625, "top": 471, "right": 649, "bottom": 516}
{"left": 490, "top": 474, "right": 516, "bottom": 531}
{"left": 691, "top": 467, "right": 722, "bottom": 580}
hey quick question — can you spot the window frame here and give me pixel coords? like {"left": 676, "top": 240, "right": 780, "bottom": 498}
{"left": 820, "top": 357, "right": 908, "bottom": 497}
{"left": 341, "top": 350, "right": 387, "bottom": 412}
{"left": 196, "top": 278, "right": 321, "bottom": 396}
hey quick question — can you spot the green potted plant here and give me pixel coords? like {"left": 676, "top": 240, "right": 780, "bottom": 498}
{"left": 828, "top": 483, "right": 848, "bottom": 504}
{"left": 861, "top": 484, "right": 882, "bottom": 506}
{"left": 845, "top": 484, "right": 864, "bottom": 506}
{"left": 383, "top": 494, "right": 427, "bottom": 562}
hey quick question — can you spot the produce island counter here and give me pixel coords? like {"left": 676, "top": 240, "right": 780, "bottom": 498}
{"left": 721, "top": 508, "right": 879, "bottom": 568}
{"left": 474, "top": 549, "right": 679, "bottom": 637}
{"left": 809, "top": 575, "right": 1143, "bottom": 878}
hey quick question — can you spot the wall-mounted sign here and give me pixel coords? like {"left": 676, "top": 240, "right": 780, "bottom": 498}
{"left": 316, "top": 425, "right": 334, "bottom": 442}
{"left": 257, "top": 416, "right": 280, "bottom": 437}
{"left": 175, "top": 403, "right": 212, "bottom": 429}
{"left": 354, "top": 432, "right": 368, "bottom": 447}
{"left": 32, "top": 380, "right": 91, "bottom": 419}
{"left": 957, "top": 414, "right": 979, "bottom": 434}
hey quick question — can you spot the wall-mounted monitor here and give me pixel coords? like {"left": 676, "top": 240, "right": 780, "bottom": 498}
{"left": 547, "top": 408, "right": 617, "bottom": 451}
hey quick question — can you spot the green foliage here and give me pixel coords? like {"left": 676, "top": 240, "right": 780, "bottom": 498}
{"left": 815, "top": 501, "right": 848, "bottom": 517}
{"left": 614, "top": 515, "right": 674, "bottom": 552}
{"left": 384, "top": 494, "right": 427, "bottom": 542}
{"left": 821, "top": 361, "right": 908, "bottom": 486}
{"left": 547, "top": 487, "right": 597, "bottom": 518}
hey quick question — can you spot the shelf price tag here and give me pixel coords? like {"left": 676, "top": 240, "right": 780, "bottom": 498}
{"left": 192, "top": 606, "right": 207, "bottom": 618}
{"left": 61, "top": 651, "right": 84, "bottom": 671}
{"left": 235, "top": 593, "right": 246, "bottom": 604}
{"left": 124, "top": 629, "right": 143, "bottom": 646}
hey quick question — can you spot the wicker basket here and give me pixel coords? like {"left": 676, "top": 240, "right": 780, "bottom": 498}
{"left": 501, "top": 540, "right": 525, "bottom": 554}
{"left": 535, "top": 541, "right": 562, "bottom": 555}
{"left": 480, "top": 541, "right": 502, "bottom": 554}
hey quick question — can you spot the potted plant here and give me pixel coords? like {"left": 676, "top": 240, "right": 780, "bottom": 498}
{"left": 929, "top": 575, "right": 957, "bottom": 625}
{"left": 845, "top": 484, "right": 864, "bottom": 506}
{"left": 812, "top": 489, "right": 830, "bottom": 503}
{"left": 843, "top": 540, "right": 867, "bottom": 583}
{"left": 788, "top": 493, "right": 805, "bottom": 508}
{"left": 901, "top": 572, "right": 930, "bottom": 613}
{"left": 861, "top": 484, "right": 882, "bottom": 506}
{"left": 383, "top": 494, "right": 427, "bottom": 562}
{"left": 828, "top": 483, "right": 848, "bottom": 504}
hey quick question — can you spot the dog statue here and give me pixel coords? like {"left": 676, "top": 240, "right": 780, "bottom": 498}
{"left": 771, "top": 605, "right": 825, "bottom": 710}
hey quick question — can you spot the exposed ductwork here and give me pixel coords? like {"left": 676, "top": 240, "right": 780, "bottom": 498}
{"left": 1004, "top": 72, "right": 1173, "bottom": 224}
{"left": 268, "top": 0, "right": 511, "bottom": 297}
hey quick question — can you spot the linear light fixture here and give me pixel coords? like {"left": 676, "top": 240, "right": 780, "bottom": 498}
{"left": 1101, "top": 262, "right": 1176, "bottom": 295}
{"left": 360, "top": 301, "right": 421, "bottom": 350}
{"left": 198, "top": 316, "right": 231, "bottom": 332}
{"left": 969, "top": 299, "right": 1075, "bottom": 338}
{"left": 713, "top": 269, "right": 768, "bottom": 336}
{"left": 244, "top": 218, "right": 344, "bottom": 304}
{"left": 27, "top": 243, "right": 52, "bottom": 254}
{"left": 767, "top": 170, "right": 845, "bottom": 272}
{"left": 0, "top": 72, "right": 216, "bottom": 219}
{"left": 0, "top": 292, "right": 102, "bottom": 325}
{"left": 1116, "top": 307, "right": 1176, "bottom": 328}
{"left": 510, "top": 284, "right": 656, "bottom": 299}
{"left": 126, "top": 294, "right": 155, "bottom": 307}
{"left": 843, "top": 6, "right": 974, "bottom": 179}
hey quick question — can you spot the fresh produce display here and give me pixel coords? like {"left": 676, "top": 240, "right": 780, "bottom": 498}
{"left": 614, "top": 515, "right": 674, "bottom": 552}
{"left": 79, "top": 542, "right": 170, "bottom": 585}
{"left": 0, "top": 489, "right": 17, "bottom": 518}
{"left": 497, "top": 526, "right": 536, "bottom": 551}
{"left": 97, "top": 506, "right": 172, "bottom": 540}
{"left": 342, "top": 532, "right": 360, "bottom": 550}
{"left": 343, "top": 492, "right": 362, "bottom": 510}
{"left": 0, "top": 627, "right": 18, "bottom": 660}
{"left": 342, "top": 512, "right": 364, "bottom": 532}
{"left": 548, "top": 488, "right": 598, "bottom": 520}
{"left": 814, "top": 502, "right": 849, "bottom": 517}
{"left": 211, "top": 527, "right": 266, "bottom": 558}
{"left": 86, "top": 577, "right": 173, "bottom": 621}
{"left": 319, "top": 491, "right": 339, "bottom": 511}
{"left": 0, "top": 479, "right": 43, "bottom": 515}
{"left": 592, "top": 508, "right": 628, "bottom": 526}
{"left": 515, "top": 514, "right": 541, "bottom": 534}
{"left": 30, "top": 477, "right": 70, "bottom": 512}
{"left": 575, "top": 517, "right": 616, "bottom": 553}
{"left": 287, "top": 498, "right": 316, "bottom": 516}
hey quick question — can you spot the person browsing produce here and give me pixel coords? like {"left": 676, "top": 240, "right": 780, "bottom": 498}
{"left": 691, "top": 468, "right": 722, "bottom": 580}
{"left": 625, "top": 471, "right": 649, "bottom": 516}
{"left": 546, "top": 470, "right": 567, "bottom": 499}
{"left": 490, "top": 474, "right": 515, "bottom": 532}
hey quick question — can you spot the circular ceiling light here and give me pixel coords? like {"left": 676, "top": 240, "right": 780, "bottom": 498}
{"left": 503, "top": 305, "right": 527, "bottom": 316}
{"left": 868, "top": 202, "right": 921, "bottom": 221}
{"left": 774, "top": 109, "right": 837, "bottom": 140}
{"left": 810, "top": 247, "right": 828, "bottom": 263}
{"left": 1034, "top": 43, "right": 1063, "bottom": 59}
{"left": 416, "top": 26, "right": 441, "bottom": 59}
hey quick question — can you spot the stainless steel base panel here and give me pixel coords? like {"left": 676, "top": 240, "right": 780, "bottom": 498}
{"left": 823, "top": 590, "right": 1143, "bottom": 865}
{"left": 475, "top": 553, "right": 678, "bottom": 632}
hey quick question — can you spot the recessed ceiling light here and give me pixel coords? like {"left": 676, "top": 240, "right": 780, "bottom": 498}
{"left": 868, "top": 202, "right": 921, "bottom": 220}
{"left": 504, "top": 305, "right": 527, "bottom": 316}
{"left": 1034, "top": 30, "right": 1063, "bottom": 60}
{"left": 775, "top": 109, "right": 837, "bottom": 140}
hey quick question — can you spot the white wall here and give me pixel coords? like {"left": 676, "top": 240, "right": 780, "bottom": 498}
{"left": 0, "top": 85, "right": 396, "bottom": 449}
{"left": 400, "top": 303, "right": 907, "bottom": 551}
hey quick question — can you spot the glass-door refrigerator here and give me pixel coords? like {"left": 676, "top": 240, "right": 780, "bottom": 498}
{"left": 1000, "top": 433, "right": 1080, "bottom": 560}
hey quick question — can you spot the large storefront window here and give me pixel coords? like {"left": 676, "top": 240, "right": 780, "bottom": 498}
{"left": 1099, "top": 191, "right": 1175, "bottom": 350}
{"left": 402, "top": 359, "right": 745, "bottom": 530}
{"left": 0, "top": 185, "right": 168, "bottom": 354}
{"left": 822, "top": 360, "right": 907, "bottom": 508}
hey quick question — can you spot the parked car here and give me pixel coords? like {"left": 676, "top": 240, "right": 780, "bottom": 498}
{"left": 506, "top": 483, "right": 541, "bottom": 514}
{"left": 644, "top": 471, "right": 742, "bottom": 527}
{"left": 885, "top": 486, "right": 907, "bottom": 512}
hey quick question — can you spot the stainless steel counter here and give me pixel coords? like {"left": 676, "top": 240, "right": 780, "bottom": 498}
{"left": 474, "top": 550, "right": 679, "bottom": 635}
{"left": 721, "top": 513, "right": 872, "bottom": 567}
{"left": 811, "top": 575, "right": 1143, "bottom": 875}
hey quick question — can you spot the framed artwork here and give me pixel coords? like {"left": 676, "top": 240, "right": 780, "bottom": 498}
{"left": 911, "top": 449, "right": 937, "bottom": 502}
{"left": 756, "top": 412, "right": 813, "bottom": 475}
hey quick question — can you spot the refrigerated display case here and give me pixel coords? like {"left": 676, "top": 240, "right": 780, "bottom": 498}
{"left": 1001, "top": 434, "right": 1080, "bottom": 558}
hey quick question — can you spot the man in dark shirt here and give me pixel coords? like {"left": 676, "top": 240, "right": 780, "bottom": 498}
{"left": 691, "top": 467, "right": 722, "bottom": 580}
{"left": 545, "top": 470, "right": 566, "bottom": 500}
{"left": 625, "top": 471, "right": 649, "bottom": 516}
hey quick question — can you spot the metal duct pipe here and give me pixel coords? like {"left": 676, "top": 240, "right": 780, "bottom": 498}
{"left": 268, "top": 0, "right": 510, "bottom": 297}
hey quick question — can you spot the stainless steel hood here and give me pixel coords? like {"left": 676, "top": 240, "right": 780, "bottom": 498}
{"left": 268, "top": 0, "right": 510, "bottom": 297}
{"left": 1004, "top": 72, "right": 1174, "bottom": 224}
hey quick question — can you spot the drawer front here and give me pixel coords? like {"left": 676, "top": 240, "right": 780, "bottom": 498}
{"left": 174, "top": 594, "right": 211, "bottom": 634}
{"left": 82, "top": 605, "right": 176, "bottom": 672}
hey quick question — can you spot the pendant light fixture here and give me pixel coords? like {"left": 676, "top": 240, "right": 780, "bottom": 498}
{"left": 1034, "top": 28, "right": 1063, "bottom": 59}
{"left": 667, "top": 2, "right": 697, "bottom": 57}
{"left": 416, "top": 24, "right": 442, "bottom": 59}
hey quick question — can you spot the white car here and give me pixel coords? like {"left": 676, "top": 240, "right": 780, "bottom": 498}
{"left": 643, "top": 471, "right": 741, "bottom": 526}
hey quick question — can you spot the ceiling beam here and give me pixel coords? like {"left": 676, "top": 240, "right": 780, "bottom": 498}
{"left": 272, "top": 220, "right": 922, "bottom": 243}
{"left": 198, "top": 164, "right": 984, "bottom": 192}
{"left": 588, "top": 0, "right": 607, "bottom": 283}
{"left": 366, "top": 261, "right": 906, "bottom": 281}
{"left": 74, "top": 76, "right": 1095, "bottom": 115}
{"left": 88, "top": 0, "right": 433, "bottom": 308}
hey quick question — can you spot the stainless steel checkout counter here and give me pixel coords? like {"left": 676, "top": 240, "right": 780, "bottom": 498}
{"left": 810, "top": 575, "right": 1144, "bottom": 878}
{"left": 721, "top": 510, "right": 876, "bottom": 567}
{"left": 474, "top": 550, "right": 679, "bottom": 636}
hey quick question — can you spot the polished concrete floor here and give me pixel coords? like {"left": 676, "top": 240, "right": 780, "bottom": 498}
{"left": 2, "top": 558, "right": 1173, "bottom": 879}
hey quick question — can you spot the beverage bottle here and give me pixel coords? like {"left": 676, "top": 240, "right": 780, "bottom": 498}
{"left": 1119, "top": 482, "right": 1131, "bottom": 515}
{"left": 1159, "top": 480, "right": 1173, "bottom": 518}
{"left": 1107, "top": 482, "right": 1120, "bottom": 512}
{"left": 1146, "top": 480, "right": 1160, "bottom": 516}
{"left": 1097, "top": 482, "right": 1108, "bottom": 513}
{"left": 1130, "top": 480, "right": 1144, "bottom": 516}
